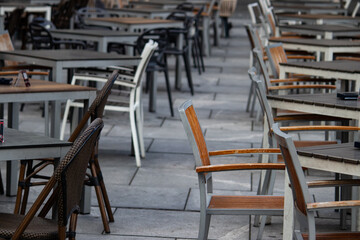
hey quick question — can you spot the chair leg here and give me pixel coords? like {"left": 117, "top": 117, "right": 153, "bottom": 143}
{"left": 135, "top": 105, "right": 146, "bottom": 157}
{"left": 196, "top": 35, "right": 205, "bottom": 72}
{"left": 256, "top": 215, "right": 267, "bottom": 240}
{"left": 198, "top": 212, "right": 211, "bottom": 240}
{"left": 129, "top": 108, "right": 142, "bottom": 167}
{"left": 191, "top": 40, "right": 202, "bottom": 75}
{"left": 182, "top": 52, "right": 194, "bottom": 95}
{"left": 93, "top": 156, "right": 114, "bottom": 223}
{"left": 89, "top": 157, "right": 111, "bottom": 233}
{"left": 0, "top": 169, "right": 3, "bottom": 195}
{"left": 60, "top": 99, "right": 72, "bottom": 140}
{"left": 163, "top": 58, "right": 174, "bottom": 116}
{"left": 14, "top": 160, "right": 27, "bottom": 214}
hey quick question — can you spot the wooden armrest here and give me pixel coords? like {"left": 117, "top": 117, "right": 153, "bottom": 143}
{"left": 308, "top": 179, "right": 360, "bottom": 188}
{"left": 287, "top": 55, "right": 315, "bottom": 60}
{"left": 196, "top": 163, "right": 285, "bottom": 173}
{"left": 108, "top": 65, "right": 135, "bottom": 72}
{"left": 274, "top": 114, "right": 346, "bottom": 122}
{"left": 335, "top": 56, "right": 360, "bottom": 61}
{"left": 279, "top": 125, "right": 360, "bottom": 132}
{"left": 1, "top": 64, "right": 51, "bottom": 71}
{"left": 307, "top": 200, "right": 360, "bottom": 210}
{"left": 209, "top": 148, "right": 280, "bottom": 156}
{"left": 268, "top": 85, "right": 336, "bottom": 90}
{"left": 270, "top": 78, "right": 335, "bottom": 83}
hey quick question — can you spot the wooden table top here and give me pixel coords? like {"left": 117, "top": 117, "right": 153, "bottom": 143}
{"left": 279, "top": 60, "right": 360, "bottom": 73}
{"left": 297, "top": 142, "right": 360, "bottom": 164}
{"left": 0, "top": 79, "right": 95, "bottom": 94}
{"left": 279, "top": 24, "right": 360, "bottom": 32}
{"left": 0, "top": 50, "right": 140, "bottom": 61}
{"left": 269, "top": 38, "right": 360, "bottom": 47}
{"left": 0, "top": 127, "right": 71, "bottom": 149}
{"left": 88, "top": 17, "right": 180, "bottom": 24}
{"left": 267, "top": 93, "right": 360, "bottom": 111}
{"left": 50, "top": 29, "right": 140, "bottom": 37}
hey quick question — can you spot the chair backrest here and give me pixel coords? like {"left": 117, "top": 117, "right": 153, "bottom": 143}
{"left": 55, "top": 118, "right": 104, "bottom": 227}
{"left": 133, "top": 40, "right": 158, "bottom": 87}
{"left": 136, "top": 28, "right": 169, "bottom": 66}
{"left": 252, "top": 48, "right": 272, "bottom": 91}
{"left": 247, "top": 3, "right": 264, "bottom": 25}
{"left": 13, "top": 119, "right": 104, "bottom": 238}
{"left": 75, "top": 7, "right": 109, "bottom": 28}
{"left": 31, "top": 17, "right": 56, "bottom": 30}
{"left": 272, "top": 123, "right": 312, "bottom": 228}
{"left": 178, "top": 100, "right": 210, "bottom": 167}
{"left": 28, "top": 23, "right": 54, "bottom": 49}
{"left": 265, "top": 43, "right": 288, "bottom": 79}
{"left": 68, "top": 70, "right": 119, "bottom": 142}
{"left": 248, "top": 67, "right": 275, "bottom": 138}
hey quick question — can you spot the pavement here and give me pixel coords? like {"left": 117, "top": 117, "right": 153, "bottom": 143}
{"left": 0, "top": 8, "right": 349, "bottom": 240}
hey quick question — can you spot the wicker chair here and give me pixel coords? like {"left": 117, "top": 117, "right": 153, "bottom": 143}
{"left": 14, "top": 71, "right": 120, "bottom": 234}
{"left": 0, "top": 118, "right": 104, "bottom": 240}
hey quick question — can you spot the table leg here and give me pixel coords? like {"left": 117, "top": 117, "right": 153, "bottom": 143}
{"left": 50, "top": 100, "right": 61, "bottom": 139}
{"left": 175, "top": 33, "right": 184, "bottom": 90}
{"left": 6, "top": 103, "right": 20, "bottom": 196}
{"left": 149, "top": 71, "right": 157, "bottom": 112}
{"left": 98, "top": 39, "right": 107, "bottom": 53}
{"left": 202, "top": 17, "right": 211, "bottom": 57}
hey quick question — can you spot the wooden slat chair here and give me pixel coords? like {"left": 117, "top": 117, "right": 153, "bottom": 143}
{"left": 178, "top": 100, "right": 285, "bottom": 240}
{"left": 272, "top": 123, "right": 360, "bottom": 240}
{"left": 61, "top": 40, "right": 158, "bottom": 167}
{"left": 0, "top": 118, "right": 104, "bottom": 240}
{"left": 15, "top": 71, "right": 120, "bottom": 234}
{"left": 253, "top": 47, "right": 336, "bottom": 93}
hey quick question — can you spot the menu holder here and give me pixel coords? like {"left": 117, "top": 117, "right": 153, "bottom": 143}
{"left": 355, "top": 141, "right": 360, "bottom": 148}
{"left": 337, "top": 92, "right": 359, "bottom": 100}
{"left": 12, "top": 70, "right": 31, "bottom": 87}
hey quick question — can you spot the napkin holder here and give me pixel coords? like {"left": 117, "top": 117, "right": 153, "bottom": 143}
{"left": 355, "top": 141, "right": 360, "bottom": 148}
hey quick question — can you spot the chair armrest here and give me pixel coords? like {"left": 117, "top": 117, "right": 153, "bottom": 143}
{"left": 287, "top": 55, "right": 315, "bottom": 60}
{"left": 270, "top": 78, "right": 335, "bottom": 83}
{"left": 114, "top": 79, "right": 136, "bottom": 88}
{"left": 279, "top": 125, "right": 360, "bottom": 132}
{"left": 335, "top": 56, "right": 360, "bottom": 61}
{"left": 108, "top": 65, "right": 135, "bottom": 72}
{"left": 274, "top": 114, "right": 345, "bottom": 122}
{"left": 307, "top": 200, "right": 360, "bottom": 211}
{"left": 1, "top": 64, "right": 51, "bottom": 71}
{"left": 268, "top": 85, "right": 336, "bottom": 90}
{"left": 209, "top": 148, "right": 281, "bottom": 156}
{"left": 307, "top": 179, "right": 360, "bottom": 188}
{"left": 0, "top": 71, "right": 48, "bottom": 76}
{"left": 196, "top": 163, "right": 285, "bottom": 173}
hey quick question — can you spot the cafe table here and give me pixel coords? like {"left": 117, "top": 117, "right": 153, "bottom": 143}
{"left": 0, "top": 128, "right": 71, "bottom": 196}
{"left": 0, "top": 50, "right": 140, "bottom": 84}
{"left": 279, "top": 60, "right": 360, "bottom": 91}
{"left": 278, "top": 24, "right": 360, "bottom": 39}
{"left": 49, "top": 29, "right": 140, "bottom": 53}
{"left": 268, "top": 38, "right": 360, "bottom": 61}
{"left": 0, "top": 78, "right": 96, "bottom": 196}
{"left": 277, "top": 13, "right": 360, "bottom": 25}
{"left": 281, "top": 142, "right": 360, "bottom": 239}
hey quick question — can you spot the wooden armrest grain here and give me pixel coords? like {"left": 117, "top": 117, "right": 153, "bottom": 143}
{"left": 270, "top": 78, "right": 335, "bottom": 83}
{"left": 209, "top": 148, "right": 281, "bottom": 156}
{"left": 268, "top": 85, "right": 336, "bottom": 90}
{"left": 308, "top": 200, "right": 360, "bottom": 210}
{"left": 279, "top": 125, "right": 360, "bottom": 132}
{"left": 196, "top": 163, "right": 285, "bottom": 173}
{"left": 308, "top": 179, "right": 360, "bottom": 188}
{"left": 274, "top": 114, "right": 346, "bottom": 122}
{"left": 335, "top": 56, "right": 360, "bottom": 61}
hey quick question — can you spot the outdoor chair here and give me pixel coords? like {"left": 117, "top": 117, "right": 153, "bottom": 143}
{"left": 0, "top": 118, "right": 104, "bottom": 240}
{"left": 175, "top": 2, "right": 194, "bottom": 11}
{"left": 219, "top": 0, "right": 237, "bottom": 38}
{"left": 253, "top": 48, "right": 336, "bottom": 94}
{"left": 178, "top": 100, "right": 285, "bottom": 240}
{"left": 15, "top": 71, "right": 120, "bottom": 234}
{"left": 61, "top": 40, "right": 158, "bottom": 167}
{"left": 28, "top": 22, "right": 86, "bottom": 50}
{"left": 272, "top": 123, "right": 360, "bottom": 240}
